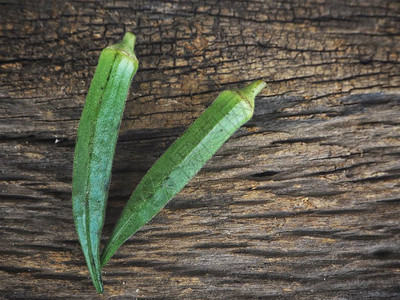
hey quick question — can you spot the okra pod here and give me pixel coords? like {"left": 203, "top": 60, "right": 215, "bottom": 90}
{"left": 100, "top": 80, "right": 266, "bottom": 266}
{"left": 72, "top": 32, "right": 139, "bottom": 293}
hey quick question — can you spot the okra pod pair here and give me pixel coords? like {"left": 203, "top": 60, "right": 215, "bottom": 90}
{"left": 72, "top": 32, "right": 266, "bottom": 293}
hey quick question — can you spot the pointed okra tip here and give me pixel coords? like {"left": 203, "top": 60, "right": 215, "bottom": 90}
{"left": 237, "top": 80, "right": 267, "bottom": 109}
{"left": 88, "top": 263, "right": 103, "bottom": 294}
{"left": 94, "top": 278, "right": 103, "bottom": 294}
{"left": 109, "top": 32, "right": 137, "bottom": 60}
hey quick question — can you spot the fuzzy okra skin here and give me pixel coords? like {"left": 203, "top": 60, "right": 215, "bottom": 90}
{"left": 72, "top": 32, "right": 138, "bottom": 293}
{"left": 100, "top": 80, "right": 266, "bottom": 267}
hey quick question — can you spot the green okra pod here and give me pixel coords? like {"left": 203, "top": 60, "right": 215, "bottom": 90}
{"left": 72, "top": 32, "right": 139, "bottom": 293}
{"left": 100, "top": 80, "right": 266, "bottom": 267}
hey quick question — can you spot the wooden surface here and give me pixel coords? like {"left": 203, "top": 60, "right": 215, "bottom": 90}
{"left": 1, "top": 0, "right": 400, "bottom": 299}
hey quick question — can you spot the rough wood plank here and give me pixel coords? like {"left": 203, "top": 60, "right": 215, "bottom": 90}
{"left": 1, "top": 0, "right": 399, "bottom": 299}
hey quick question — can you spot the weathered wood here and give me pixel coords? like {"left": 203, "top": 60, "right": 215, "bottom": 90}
{"left": 1, "top": 0, "right": 400, "bottom": 299}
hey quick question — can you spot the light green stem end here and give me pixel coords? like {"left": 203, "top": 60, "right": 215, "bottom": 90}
{"left": 108, "top": 32, "right": 137, "bottom": 60}
{"left": 237, "top": 80, "right": 266, "bottom": 109}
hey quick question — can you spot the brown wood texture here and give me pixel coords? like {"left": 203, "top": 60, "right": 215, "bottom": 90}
{"left": 1, "top": 0, "right": 400, "bottom": 299}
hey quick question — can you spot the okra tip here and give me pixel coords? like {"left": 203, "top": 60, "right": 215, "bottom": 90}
{"left": 94, "top": 279, "right": 103, "bottom": 294}
{"left": 89, "top": 265, "right": 103, "bottom": 293}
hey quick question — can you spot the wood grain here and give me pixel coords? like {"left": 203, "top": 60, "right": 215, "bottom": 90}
{"left": 1, "top": 0, "right": 399, "bottom": 299}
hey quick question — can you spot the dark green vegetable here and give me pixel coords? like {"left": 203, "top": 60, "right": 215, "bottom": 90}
{"left": 100, "top": 80, "right": 266, "bottom": 267}
{"left": 72, "top": 32, "right": 138, "bottom": 293}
